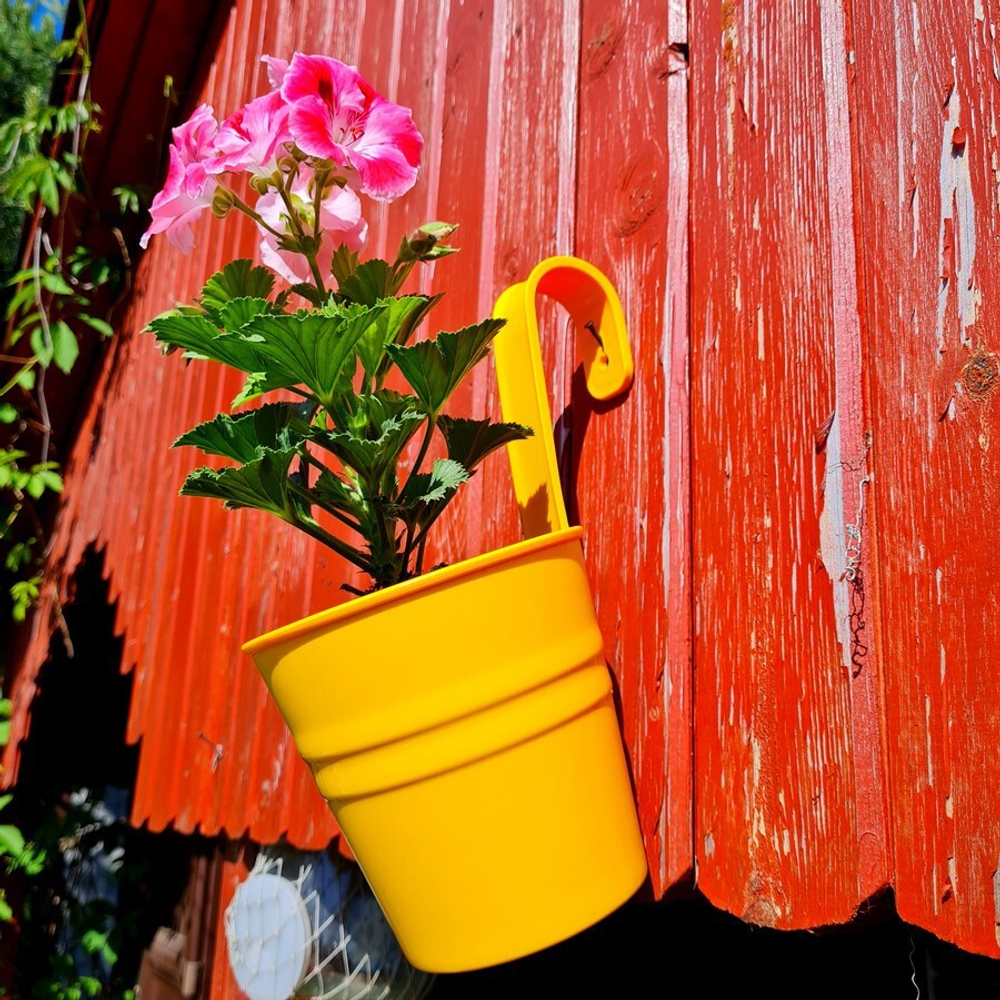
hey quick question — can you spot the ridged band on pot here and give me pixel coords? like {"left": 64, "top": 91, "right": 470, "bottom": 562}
{"left": 244, "top": 527, "right": 648, "bottom": 972}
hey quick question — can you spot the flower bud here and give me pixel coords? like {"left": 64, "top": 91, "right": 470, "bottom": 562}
{"left": 250, "top": 174, "right": 272, "bottom": 194}
{"left": 297, "top": 234, "right": 321, "bottom": 257}
{"left": 398, "top": 221, "right": 460, "bottom": 262}
{"left": 211, "top": 186, "right": 236, "bottom": 219}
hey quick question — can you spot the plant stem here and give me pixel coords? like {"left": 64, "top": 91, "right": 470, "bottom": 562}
{"left": 415, "top": 532, "right": 429, "bottom": 575}
{"left": 397, "top": 414, "right": 438, "bottom": 574}
{"left": 276, "top": 183, "right": 328, "bottom": 298}
{"left": 392, "top": 259, "right": 416, "bottom": 294}
{"left": 399, "top": 413, "right": 437, "bottom": 500}
{"left": 296, "top": 453, "right": 364, "bottom": 532}
{"left": 305, "top": 252, "right": 328, "bottom": 298}
{"left": 229, "top": 192, "right": 284, "bottom": 239}
{"left": 410, "top": 500, "right": 449, "bottom": 553}
{"left": 0, "top": 360, "right": 37, "bottom": 398}
{"left": 285, "top": 505, "right": 373, "bottom": 575}
{"left": 312, "top": 169, "right": 328, "bottom": 238}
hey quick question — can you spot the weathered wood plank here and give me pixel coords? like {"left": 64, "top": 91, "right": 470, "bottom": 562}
{"left": 851, "top": 0, "right": 1000, "bottom": 957}
{"left": 690, "top": 0, "right": 889, "bottom": 927}
{"left": 575, "top": 0, "right": 690, "bottom": 894}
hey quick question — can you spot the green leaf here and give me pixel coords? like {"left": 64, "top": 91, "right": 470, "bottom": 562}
{"left": 79, "top": 314, "right": 114, "bottom": 338}
{"left": 198, "top": 260, "right": 275, "bottom": 322}
{"left": 38, "top": 270, "right": 74, "bottom": 298}
{"left": 147, "top": 313, "right": 298, "bottom": 399}
{"left": 17, "top": 367, "right": 35, "bottom": 390}
{"left": 391, "top": 293, "right": 442, "bottom": 351}
{"left": 5, "top": 539, "right": 36, "bottom": 572}
{"left": 387, "top": 319, "right": 505, "bottom": 415}
{"left": 0, "top": 699, "right": 11, "bottom": 719}
{"left": 218, "top": 296, "right": 277, "bottom": 331}
{"left": 29, "top": 325, "right": 52, "bottom": 367}
{"left": 289, "top": 282, "right": 325, "bottom": 307}
{"left": 38, "top": 161, "right": 59, "bottom": 212}
{"left": 312, "top": 409, "right": 423, "bottom": 485}
{"left": 5, "top": 280, "right": 37, "bottom": 318}
{"left": 0, "top": 824, "right": 25, "bottom": 857}
{"left": 81, "top": 930, "right": 117, "bottom": 966}
{"left": 51, "top": 320, "right": 79, "bottom": 374}
{"left": 402, "top": 457, "right": 469, "bottom": 505}
{"left": 0, "top": 405, "right": 18, "bottom": 424}
{"left": 173, "top": 404, "right": 303, "bottom": 463}
{"left": 312, "top": 469, "right": 356, "bottom": 510}
{"left": 10, "top": 576, "right": 40, "bottom": 621}
{"left": 37, "top": 470, "right": 62, "bottom": 492}
{"left": 0, "top": 795, "right": 11, "bottom": 812}
{"left": 111, "top": 184, "right": 141, "bottom": 215}
{"left": 180, "top": 449, "right": 296, "bottom": 516}
{"left": 330, "top": 244, "right": 359, "bottom": 286}
{"left": 0, "top": 894, "right": 12, "bottom": 923}
{"left": 355, "top": 296, "right": 426, "bottom": 381}
{"left": 438, "top": 416, "right": 533, "bottom": 472}
{"left": 336, "top": 259, "right": 394, "bottom": 304}
{"left": 238, "top": 305, "right": 383, "bottom": 410}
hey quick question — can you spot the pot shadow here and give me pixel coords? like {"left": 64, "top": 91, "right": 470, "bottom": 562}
{"left": 551, "top": 368, "right": 646, "bottom": 894}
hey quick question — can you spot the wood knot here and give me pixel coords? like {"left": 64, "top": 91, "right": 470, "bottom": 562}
{"left": 962, "top": 350, "right": 1000, "bottom": 400}
{"left": 585, "top": 16, "right": 623, "bottom": 76}
{"left": 616, "top": 152, "right": 661, "bottom": 236}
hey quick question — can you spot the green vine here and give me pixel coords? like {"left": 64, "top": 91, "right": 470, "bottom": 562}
{"left": 0, "top": 0, "right": 140, "bottom": 622}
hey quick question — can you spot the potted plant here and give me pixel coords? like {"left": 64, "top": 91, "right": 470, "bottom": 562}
{"left": 142, "top": 52, "right": 646, "bottom": 973}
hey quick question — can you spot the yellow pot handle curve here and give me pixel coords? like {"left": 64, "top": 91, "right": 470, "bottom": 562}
{"left": 492, "top": 256, "right": 634, "bottom": 540}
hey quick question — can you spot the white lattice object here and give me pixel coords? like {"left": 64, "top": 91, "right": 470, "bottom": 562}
{"left": 225, "top": 851, "right": 426, "bottom": 1000}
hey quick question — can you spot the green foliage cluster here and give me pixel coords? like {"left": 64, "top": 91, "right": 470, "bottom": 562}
{"left": 0, "top": 1, "right": 63, "bottom": 284}
{"left": 149, "top": 232, "right": 531, "bottom": 592}
{"left": 0, "top": 703, "right": 137, "bottom": 999}
{"left": 1, "top": 2, "right": 136, "bottom": 622}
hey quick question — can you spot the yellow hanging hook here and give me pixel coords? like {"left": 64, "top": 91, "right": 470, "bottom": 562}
{"left": 493, "top": 256, "right": 634, "bottom": 539}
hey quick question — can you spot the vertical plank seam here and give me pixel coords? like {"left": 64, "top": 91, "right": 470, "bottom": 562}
{"left": 820, "top": 0, "right": 893, "bottom": 903}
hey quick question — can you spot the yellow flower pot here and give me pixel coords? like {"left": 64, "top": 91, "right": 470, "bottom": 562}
{"left": 244, "top": 257, "right": 647, "bottom": 972}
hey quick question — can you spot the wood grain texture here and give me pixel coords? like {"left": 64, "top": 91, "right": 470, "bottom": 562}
{"left": 574, "top": 0, "right": 691, "bottom": 894}
{"left": 851, "top": 0, "right": 1000, "bottom": 957}
{"left": 690, "top": 0, "right": 890, "bottom": 927}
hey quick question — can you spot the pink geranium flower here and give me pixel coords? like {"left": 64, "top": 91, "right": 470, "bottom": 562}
{"left": 140, "top": 104, "right": 220, "bottom": 253}
{"left": 210, "top": 90, "right": 292, "bottom": 177}
{"left": 280, "top": 54, "right": 422, "bottom": 201}
{"left": 255, "top": 171, "right": 368, "bottom": 285}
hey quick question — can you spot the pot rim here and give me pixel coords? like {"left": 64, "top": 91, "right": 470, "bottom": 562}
{"left": 242, "top": 525, "right": 585, "bottom": 657}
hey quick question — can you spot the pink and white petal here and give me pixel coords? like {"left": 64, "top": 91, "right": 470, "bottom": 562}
{"left": 172, "top": 104, "right": 219, "bottom": 165}
{"left": 254, "top": 188, "right": 286, "bottom": 233}
{"left": 318, "top": 182, "right": 363, "bottom": 229}
{"left": 259, "top": 233, "right": 312, "bottom": 285}
{"left": 262, "top": 55, "right": 289, "bottom": 89}
{"left": 287, "top": 98, "right": 352, "bottom": 165}
{"left": 141, "top": 151, "right": 214, "bottom": 251}
{"left": 347, "top": 98, "right": 422, "bottom": 199}
{"left": 214, "top": 92, "right": 292, "bottom": 175}
{"left": 281, "top": 53, "right": 366, "bottom": 114}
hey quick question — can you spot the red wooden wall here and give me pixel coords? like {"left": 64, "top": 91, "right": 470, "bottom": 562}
{"left": 4, "top": 0, "right": 1000, "bottom": 969}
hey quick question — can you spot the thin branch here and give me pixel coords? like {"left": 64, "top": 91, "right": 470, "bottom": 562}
{"left": 31, "top": 229, "right": 53, "bottom": 464}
